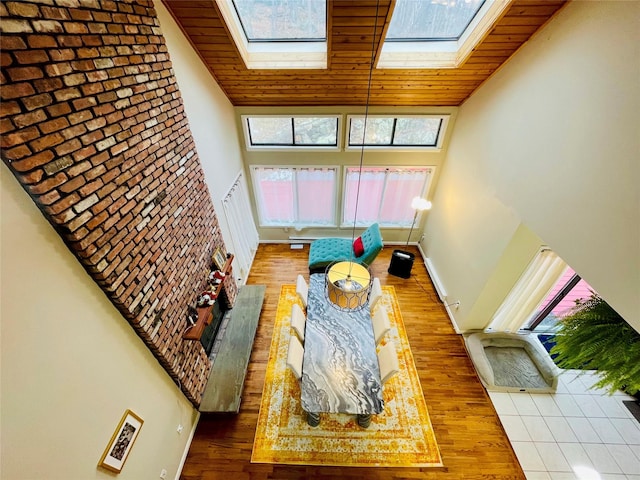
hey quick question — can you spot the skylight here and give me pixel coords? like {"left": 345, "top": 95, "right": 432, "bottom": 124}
{"left": 231, "top": 0, "right": 325, "bottom": 42}
{"left": 378, "top": 0, "right": 510, "bottom": 69}
{"left": 216, "top": 0, "right": 327, "bottom": 69}
{"left": 386, "top": 0, "right": 485, "bottom": 42}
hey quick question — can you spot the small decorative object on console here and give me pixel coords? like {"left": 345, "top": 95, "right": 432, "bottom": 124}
{"left": 212, "top": 247, "right": 227, "bottom": 271}
{"left": 208, "top": 269, "right": 226, "bottom": 284}
{"left": 197, "top": 290, "right": 217, "bottom": 307}
{"left": 187, "top": 305, "right": 198, "bottom": 326}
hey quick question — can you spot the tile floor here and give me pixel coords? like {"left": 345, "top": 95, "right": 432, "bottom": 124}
{"left": 488, "top": 369, "right": 640, "bottom": 480}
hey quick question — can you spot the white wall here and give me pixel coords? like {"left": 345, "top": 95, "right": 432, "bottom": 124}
{"left": 154, "top": 1, "right": 248, "bottom": 257}
{"left": 463, "top": 223, "right": 545, "bottom": 331}
{"left": 425, "top": 0, "right": 640, "bottom": 331}
{"left": 0, "top": 164, "right": 198, "bottom": 480}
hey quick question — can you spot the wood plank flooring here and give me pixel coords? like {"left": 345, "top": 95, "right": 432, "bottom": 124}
{"left": 180, "top": 245, "right": 525, "bottom": 479}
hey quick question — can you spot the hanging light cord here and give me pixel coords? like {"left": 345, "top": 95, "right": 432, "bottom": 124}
{"left": 349, "top": 0, "right": 381, "bottom": 272}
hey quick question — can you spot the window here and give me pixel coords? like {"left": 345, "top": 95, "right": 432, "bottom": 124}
{"left": 251, "top": 167, "right": 337, "bottom": 226}
{"left": 231, "top": 0, "right": 325, "bottom": 41}
{"left": 386, "top": 0, "right": 486, "bottom": 41}
{"left": 525, "top": 268, "right": 598, "bottom": 332}
{"left": 215, "top": 0, "right": 327, "bottom": 69}
{"left": 347, "top": 115, "right": 447, "bottom": 150}
{"left": 378, "top": 0, "right": 510, "bottom": 69}
{"left": 343, "top": 167, "right": 433, "bottom": 227}
{"left": 243, "top": 116, "right": 340, "bottom": 149}
{"left": 487, "top": 249, "right": 569, "bottom": 333}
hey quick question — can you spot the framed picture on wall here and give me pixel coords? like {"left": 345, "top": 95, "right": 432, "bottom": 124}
{"left": 212, "top": 247, "right": 227, "bottom": 271}
{"left": 98, "top": 409, "right": 143, "bottom": 473}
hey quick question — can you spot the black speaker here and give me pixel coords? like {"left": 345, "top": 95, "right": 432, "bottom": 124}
{"left": 388, "top": 249, "right": 415, "bottom": 279}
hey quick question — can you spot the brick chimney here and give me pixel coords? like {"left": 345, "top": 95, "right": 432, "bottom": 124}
{"left": 1, "top": 0, "right": 238, "bottom": 405}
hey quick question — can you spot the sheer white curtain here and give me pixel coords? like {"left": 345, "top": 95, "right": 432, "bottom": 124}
{"left": 343, "top": 167, "right": 431, "bottom": 226}
{"left": 344, "top": 169, "right": 384, "bottom": 224}
{"left": 223, "top": 173, "right": 259, "bottom": 284}
{"left": 378, "top": 169, "right": 429, "bottom": 224}
{"left": 252, "top": 167, "right": 295, "bottom": 224}
{"left": 251, "top": 167, "right": 337, "bottom": 226}
{"left": 295, "top": 168, "right": 335, "bottom": 225}
{"left": 487, "top": 248, "right": 568, "bottom": 333}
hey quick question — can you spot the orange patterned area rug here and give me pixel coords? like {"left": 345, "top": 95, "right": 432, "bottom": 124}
{"left": 251, "top": 284, "right": 443, "bottom": 467}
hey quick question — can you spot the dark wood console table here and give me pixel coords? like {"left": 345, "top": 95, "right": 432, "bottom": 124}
{"left": 183, "top": 254, "right": 234, "bottom": 341}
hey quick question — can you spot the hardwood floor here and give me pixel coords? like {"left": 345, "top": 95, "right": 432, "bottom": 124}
{"left": 180, "top": 244, "right": 525, "bottom": 479}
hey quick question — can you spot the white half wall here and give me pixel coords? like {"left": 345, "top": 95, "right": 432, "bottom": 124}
{"left": 425, "top": 0, "right": 640, "bottom": 331}
{"left": 155, "top": 1, "right": 250, "bottom": 256}
{"left": 1, "top": 163, "right": 198, "bottom": 480}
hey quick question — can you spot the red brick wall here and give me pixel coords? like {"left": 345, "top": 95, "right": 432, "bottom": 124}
{"left": 0, "top": 0, "right": 237, "bottom": 406}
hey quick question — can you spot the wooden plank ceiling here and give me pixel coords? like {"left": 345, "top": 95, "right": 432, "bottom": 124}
{"left": 162, "top": 0, "right": 567, "bottom": 107}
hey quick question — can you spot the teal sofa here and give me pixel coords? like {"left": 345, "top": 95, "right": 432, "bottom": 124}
{"left": 308, "top": 223, "right": 383, "bottom": 273}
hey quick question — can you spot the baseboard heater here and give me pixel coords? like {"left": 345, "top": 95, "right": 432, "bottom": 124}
{"left": 424, "top": 257, "right": 447, "bottom": 302}
{"left": 288, "top": 236, "right": 353, "bottom": 242}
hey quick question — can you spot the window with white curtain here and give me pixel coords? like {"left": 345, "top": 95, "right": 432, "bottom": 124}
{"left": 342, "top": 166, "right": 433, "bottom": 227}
{"left": 486, "top": 248, "right": 568, "bottom": 333}
{"left": 251, "top": 166, "right": 337, "bottom": 227}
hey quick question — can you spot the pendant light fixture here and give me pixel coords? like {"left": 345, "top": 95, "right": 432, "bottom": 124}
{"left": 325, "top": 0, "right": 380, "bottom": 311}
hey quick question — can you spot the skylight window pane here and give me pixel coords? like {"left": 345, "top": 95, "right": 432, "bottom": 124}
{"left": 393, "top": 118, "right": 441, "bottom": 146}
{"left": 293, "top": 117, "right": 337, "bottom": 145}
{"left": 248, "top": 117, "right": 292, "bottom": 144}
{"left": 386, "top": 0, "right": 485, "bottom": 41}
{"left": 349, "top": 118, "right": 394, "bottom": 146}
{"left": 232, "top": 0, "right": 326, "bottom": 42}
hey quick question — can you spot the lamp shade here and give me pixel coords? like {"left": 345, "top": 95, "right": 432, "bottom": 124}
{"left": 326, "top": 261, "right": 371, "bottom": 310}
{"left": 411, "top": 197, "right": 432, "bottom": 211}
{"left": 405, "top": 197, "right": 432, "bottom": 249}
